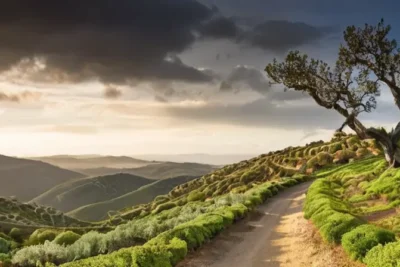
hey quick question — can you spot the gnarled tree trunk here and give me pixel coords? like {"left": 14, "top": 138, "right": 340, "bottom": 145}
{"left": 366, "top": 122, "right": 400, "bottom": 168}
{"left": 337, "top": 113, "right": 369, "bottom": 139}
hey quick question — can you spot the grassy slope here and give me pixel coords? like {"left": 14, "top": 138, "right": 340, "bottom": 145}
{"left": 0, "top": 155, "right": 85, "bottom": 201}
{"left": 67, "top": 176, "right": 199, "bottom": 221}
{"left": 77, "top": 162, "right": 217, "bottom": 179}
{"left": 304, "top": 154, "right": 400, "bottom": 266}
{"left": 31, "top": 174, "right": 154, "bottom": 213}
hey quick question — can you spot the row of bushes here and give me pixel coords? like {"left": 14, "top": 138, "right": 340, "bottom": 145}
{"left": 61, "top": 204, "right": 248, "bottom": 267}
{"left": 304, "top": 177, "right": 397, "bottom": 264}
{"left": 12, "top": 202, "right": 210, "bottom": 266}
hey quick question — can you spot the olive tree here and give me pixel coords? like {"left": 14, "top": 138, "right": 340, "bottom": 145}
{"left": 265, "top": 51, "right": 380, "bottom": 139}
{"left": 339, "top": 19, "right": 400, "bottom": 166}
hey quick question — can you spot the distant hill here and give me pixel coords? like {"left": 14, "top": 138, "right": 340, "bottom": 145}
{"left": 132, "top": 154, "right": 257, "bottom": 165}
{"left": 0, "top": 155, "right": 85, "bottom": 201}
{"left": 31, "top": 173, "right": 154, "bottom": 213}
{"left": 77, "top": 162, "right": 217, "bottom": 179}
{"left": 28, "top": 155, "right": 157, "bottom": 170}
{"left": 67, "top": 176, "right": 198, "bottom": 221}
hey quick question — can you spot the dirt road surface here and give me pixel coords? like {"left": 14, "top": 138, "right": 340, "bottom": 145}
{"left": 177, "top": 182, "right": 363, "bottom": 267}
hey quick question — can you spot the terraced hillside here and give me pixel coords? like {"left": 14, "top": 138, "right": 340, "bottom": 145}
{"left": 67, "top": 175, "right": 199, "bottom": 221}
{"left": 0, "top": 197, "right": 91, "bottom": 232}
{"left": 1, "top": 133, "right": 382, "bottom": 266}
{"left": 106, "top": 132, "right": 381, "bottom": 223}
{"left": 31, "top": 174, "right": 154, "bottom": 213}
{"left": 0, "top": 155, "right": 85, "bottom": 201}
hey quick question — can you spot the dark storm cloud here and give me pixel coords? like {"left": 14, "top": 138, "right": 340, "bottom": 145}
{"left": 0, "top": 0, "right": 233, "bottom": 84}
{"left": 104, "top": 86, "right": 122, "bottom": 99}
{"left": 241, "top": 20, "right": 334, "bottom": 53}
{"left": 198, "top": 17, "right": 240, "bottom": 39}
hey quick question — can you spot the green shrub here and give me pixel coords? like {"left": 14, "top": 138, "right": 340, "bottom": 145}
{"left": 0, "top": 253, "right": 11, "bottom": 265}
{"left": 316, "top": 152, "right": 333, "bottom": 166}
{"left": 54, "top": 231, "right": 81, "bottom": 246}
{"left": 364, "top": 241, "right": 400, "bottom": 267}
{"left": 319, "top": 213, "right": 362, "bottom": 244}
{"left": 0, "top": 237, "right": 10, "bottom": 254}
{"left": 309, "top": 147, "right": 319, "bottom": 156}
{"left": 306, "top": 157, "right": 318, "bottom": 168}
{"left": 187, "top": 191, "right": 206, "bottom": 202}
{"left": 342, "top": 225, "right": 395, "bottom": 261}
{"left": 0, "top": 233, "right": 11, "bottom": 241}
{"left": 346, "top": 136, "right": 360, "bottom": 147}
{"left": 329, "top": 142, "right": 342, "bottom": 154}
{"left": 152, "top": 202, "right": 177, "bottom": 214}
{"left": 9, "top": 228, "right": 24, "bottom": 243}
{"left": 28, "top": 230, "right": 58, "bottom": 245}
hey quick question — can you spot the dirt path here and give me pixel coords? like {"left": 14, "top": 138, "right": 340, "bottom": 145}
{"left": 177, "top": 182, "right": 363, "bottom": 267}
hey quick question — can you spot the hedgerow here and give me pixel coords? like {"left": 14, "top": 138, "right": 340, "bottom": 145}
{"left": 364, "top": 241, "right": 400, "bottom": 267}
{"left": 53, "top": 231, "right": 81, "bottom": 246}
{"left": 342, "top": 225, "right": 395, "bottom": 261}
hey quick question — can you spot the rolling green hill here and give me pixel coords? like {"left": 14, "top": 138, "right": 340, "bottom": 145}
{"left": 0, "top": 155, "right": 85, "bottom": 201}
{"left": 66, "top": 175, "right": 199, "bottom": 221}
{"left": 31, "top": 173, "right": 154, "bottom": 213}
{"left": 77, "top": 162, "right": 217, "bottom": 179}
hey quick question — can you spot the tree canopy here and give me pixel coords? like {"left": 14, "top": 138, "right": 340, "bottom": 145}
{"left": 265, "top": 51, "right": 380, "bottom": 138}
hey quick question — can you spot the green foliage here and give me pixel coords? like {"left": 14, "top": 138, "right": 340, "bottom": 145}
{"left": 342, "top": 225, "right": 395, "bottom": 261}
{"left": 304, "top": 179, "right": 362, "bottom": 244}
{"left": 329, "top": 142, "right": 344, "bottom": 154}
{"left": 364, "top": 241, "right": 400, "bottom": 267}
{"left": 9, "top": 228, "right": 24, "bottom": 243}
{"left": 0, "top": 237, "right": 10, "bottom": 254}
{"left": 319, "top": 213, "right": 362, "bottom": 244}
{"left": 29, "top": 230, "right": 58, "bottom": 245}
{"left": 240, "top": 170, "right": 259, "bottom": 184}
{"left": 316, "top": 152, "right": 333, "bottom": 166}
{"left": 53, "top": 231, "right": 81, "bottom": 246}
{"left": 187, "top": 191, "right": 206, "bottom": 202}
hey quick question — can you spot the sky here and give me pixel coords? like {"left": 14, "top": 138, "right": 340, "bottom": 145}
{"left": 1, "top": 0, "right": 400, "bottom": 157}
